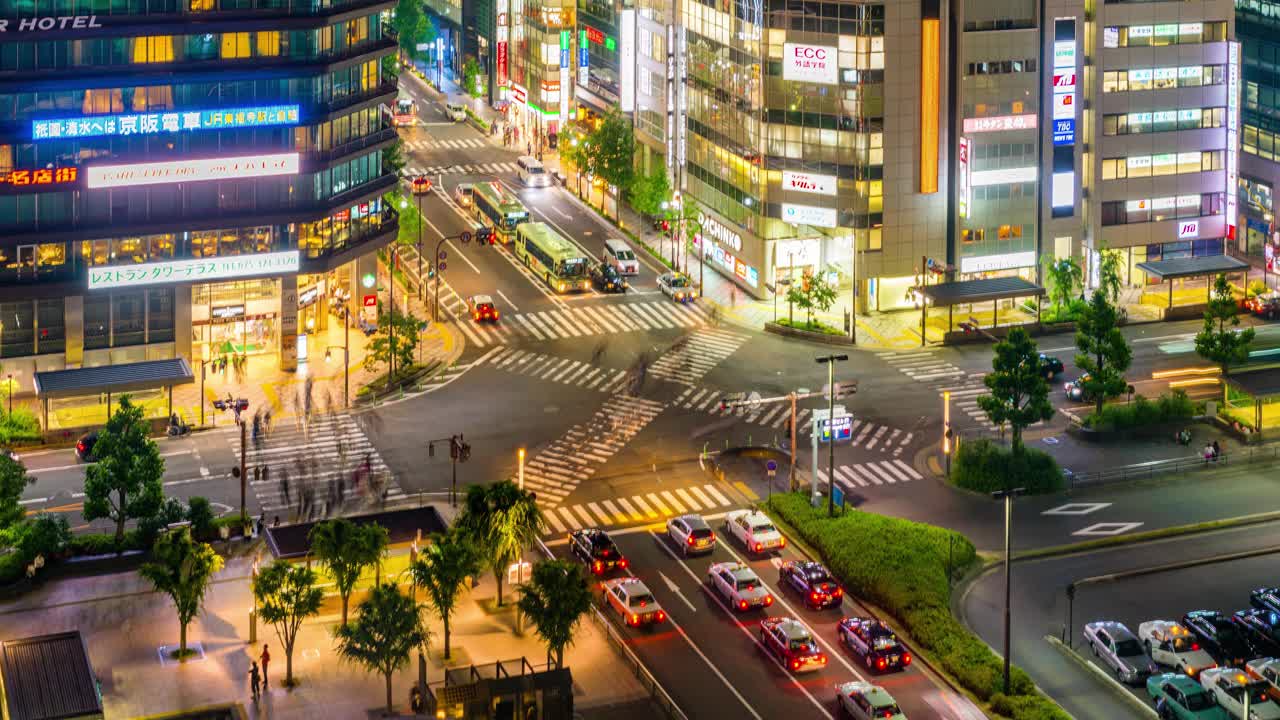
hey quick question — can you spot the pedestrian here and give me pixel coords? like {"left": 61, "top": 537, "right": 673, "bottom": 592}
{"left": 1203, "top": 443, "right": 1214, "bottom": 463}
{"left": 249, "top": 661, "right": 261, "bottom": 700}
{"left": 259, "top": 644, "right": 271, "bottom": 689}
{"left": 279, "top": 469, "right": 291, "bottom": 505}
{"left": 256, "top": 513, "right": 265, "bottom": 537}
{"left": 272, "top": 515, "right": 280, "bottom": 527}
{"left": 261, "top": 465, "right": 270, "bottom": 488}
{"left": 1212, "top": 440, "right": 1221, "bottom": 461}
{"left": 337, "top": 476, "right": 346, "bottom": 505}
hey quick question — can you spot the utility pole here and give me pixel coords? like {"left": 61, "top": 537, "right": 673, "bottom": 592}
{"left": 388, "top": 245, "right": 396, "bottom": 383}
{"left": 239, "top": 420, "right": 247, "bottom": 523}
{"left": 993, "top": 485, "right": 1026, "bottom": 695}
{"left": 816, "top": 354, "right": 849, "bottom": 517}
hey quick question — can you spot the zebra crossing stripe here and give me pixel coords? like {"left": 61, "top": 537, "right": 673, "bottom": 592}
{"left": 572, "top": 505, "right": 596, "bottom": 527}
{"left": 615, "top": 497, "right": 642, "bottom": 522}
{"left": 600, "top": 499, "right": 625, "bottom": 524}
{"left": 852, "top": 465, "right": 882, "bottom": 485}
{"left": 703, "top": 484, "right": 731, "bottom": 505}
{"left": 648, "top": 493, "right": 672, "bottom": 515}
{"left": 688, "top": 486, "right": 715, "bottom": 508}
{"left": 661, "top": 490, "right": 686, "bottom": 514}
{"left": 558, "top": 506, "right": 582, "bottom": 530}
{"left": 510, "top": 313, "right": 547, "bottom": 339}
{"left": 834, "top": 466, "right": 860, "bottom": 487}
{"left": 584, "top": 502, "right": 609, "bottom": 525}
{"left": 632, "top": 495, "right": 658, "bottom": 518}
{"left": 674, "top": 488, "right": 700, "bottom": 510}
{"left": 893, "top": 459, "right": 923, "bottom": 480}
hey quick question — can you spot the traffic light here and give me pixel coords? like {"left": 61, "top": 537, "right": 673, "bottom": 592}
{"left": 459, "top": 442, "right": 471, "bottom": 463}
{"left": 477, "top": 226, "right": 494, "bottom": 245}
{"left": 661, "top": 220, "right": 670, "bottom": 232}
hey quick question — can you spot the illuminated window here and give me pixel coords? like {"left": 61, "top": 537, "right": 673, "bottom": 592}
{"left": 257, "top": 31, "right": 280, "bottom": 57}
{"left": 189, "top": 0, "right": 213, "bottom": 9}
{"left": 82, "top": 89, "right": 125, "bottom": 114}
{"left": 222, "top": 32, "right": 251, "bottom": 59}
{"left": 132, "top": 36, "right": 174, "bottom": 64}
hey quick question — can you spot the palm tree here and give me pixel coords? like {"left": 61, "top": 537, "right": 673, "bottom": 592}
{"left": 309, "top": 519, "right": 389, "bottom": 626}
{"left": 139, "top": 527, "right": 225, "bottom": 660}
{"left": 411, "top": 528, "right": 480, "bottom": 660}
{"left": 457, "top": 481, "right": 544, "bottom": 606}
{"left": 517, "top": 560, "right": 593, "bottom": 668}
{"left": 334, "top": 584, "right": 429, "bottom": 716}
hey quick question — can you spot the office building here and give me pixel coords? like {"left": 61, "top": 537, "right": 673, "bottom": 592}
{"left": 1237, "top": 0, "right": 1280, "bottom": 268}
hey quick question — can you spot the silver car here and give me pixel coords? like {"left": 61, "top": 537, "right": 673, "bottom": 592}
{"left": 666, "top": 514, "right": 716, "bottom": 557}
{"left": 707, "top": 561, "right": 773, "bottom": 612}
{"left": 1083, "top": 620, "right": 1157, "bottom": 685}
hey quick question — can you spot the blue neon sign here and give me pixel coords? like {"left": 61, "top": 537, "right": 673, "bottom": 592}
{"left": 32, "top": 105, "right": 301, "bottom": 141}
{"left": 1052, "top": 118, "right": 1076, "bottom": 146}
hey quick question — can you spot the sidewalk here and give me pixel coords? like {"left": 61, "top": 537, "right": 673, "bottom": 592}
{"left": 0, "top": 539, "right": 654, "bottom": 719}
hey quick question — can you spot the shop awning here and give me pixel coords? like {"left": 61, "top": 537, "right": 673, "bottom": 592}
{"left": 1135, "top": 255, "right": 1250, "bottom": 281}
{"left": 33, "top": 358, "right": 193, "bottom": 400}
{"left": 918, "top": 276, "right": 1044, "bottom": 306}
{"left": 1225, "top": 368, "right": 1280, "bottom": 398}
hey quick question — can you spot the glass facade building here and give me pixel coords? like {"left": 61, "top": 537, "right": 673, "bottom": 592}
{"left": 1238, "top": 0, "right": 1280, "bottom": 268}
{"left": 0, "top": 0, "right": 399, "bottom": 390}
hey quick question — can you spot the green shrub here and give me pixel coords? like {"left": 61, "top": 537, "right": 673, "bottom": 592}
{"left": 776, "top": 318, "right": 845, "bottom": 336}
{"left": 0, "top": 408, "right": 42, "bottom": 445}
{"left": 766, "top": 493, "right": 1066, "bottom": 715}
{"left": 0, "top": 553, "right": 24, "bottom": 584}
{"left": 67, "top": 533, "right": 124, "bottom": 556}
{"left": 16, "top": 515, "right": 71, "bottom": 563}
{"left": 1083, "top": 390, "right": 1195, "bottom": 430}
{"left": 135, "top": 497, "right": 187, "bottom": 547}
{"left": 186, "top": 496, "right": 216, "bottom": 540}
{"left": 950, "top": 438, "right": 1063, "bottom": 494}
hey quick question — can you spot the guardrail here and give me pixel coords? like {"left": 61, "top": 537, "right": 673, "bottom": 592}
{"left": 1066, "top": 444, "right": 1280, "bottom": 487}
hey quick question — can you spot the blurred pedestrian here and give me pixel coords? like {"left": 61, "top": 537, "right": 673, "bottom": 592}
{"left": 249, "top": 661, "right": 261, "bottom": 700}
{"left": 259, "top": 645, "right": 271, "bottom": 688}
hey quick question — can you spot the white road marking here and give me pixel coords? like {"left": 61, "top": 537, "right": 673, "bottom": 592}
{"left": 1043, "top": 502, "right": 1112, "bottom": 516}
{"left": 1072, "top": 521, "right": 1144, "bottom": 536}
{"left": 496, "top": 288, "right": 520, "bottom": 312}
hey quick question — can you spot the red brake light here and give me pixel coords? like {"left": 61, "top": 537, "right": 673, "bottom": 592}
{"left": 754, "top": 542, "right": 762, "bottom": 552}
{"left": 619, "top": 558, "right": 628, "bottom": 569}
{"left": 877, "top": 658, "right": 887, "bottom": 669}
{"left": 811, "top": 592, "right": 819, "bottom": 602}
{"left": 834, "top": 588, "right": 842, "bottom": 597}
{"left": 764, "top": 595, "right": 774, "bottom": 606}
{"left": 630, "top": 614, "right": 638, "bottom": 625}
{"left": 76, "top": 441, "right": 84, "bottom": 451}
{"left": 780, "top": 538, "right": 786, "bottom": 548}
{"left": 903, "top": 653, "right": 912, "bottom": 665}
{"left": 593, "top": 561, "right": 602, "bottom": 573}
{"left": 739, "top": 600, "right": 748, "bottom": 611}
{"left": 792, "top": 660, "right": 800, "bottom": 670}
{"left": 687, "top": 535, "right": 696, "bottom": 545}
{"left": 1192, "top": 643, "right": 1200, "bottom": 651}
{"left": 656, "top": 611, "right": 665, "bottom": 622}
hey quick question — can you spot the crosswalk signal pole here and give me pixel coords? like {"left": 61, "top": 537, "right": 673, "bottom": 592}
{"left": 239, "top": 420, "right": 247, "bottom": 524}
{"left": 816, "top": 355, "right": 848, "bottom": 517}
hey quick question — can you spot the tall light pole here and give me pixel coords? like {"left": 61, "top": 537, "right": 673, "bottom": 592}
{"left": 942, "top": 391, "right": 952, "bottom": 477}
{"left": 412, "top": 176, "right": 431, "bottom": 303}
{"left": 993, "top": 485, "right": 1025, "bottom": 695}
{"left": 815, "top": 354, "right": 848, "bottom": 517}
{"left": 517, "top": 447, "right": 525, "bottom": 490}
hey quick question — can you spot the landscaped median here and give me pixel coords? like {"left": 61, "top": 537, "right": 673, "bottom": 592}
{"left": 765, "top": 493, "right": 1070, "bottom": 720}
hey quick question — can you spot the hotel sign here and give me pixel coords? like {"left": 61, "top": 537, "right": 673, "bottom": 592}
{"left": 33, "top": 105, "right": 300, "bottom": 140}
{"left": 0, "top": 15, "right": 101, "bottom": 32}
{"left": 88, "top": 251, "right": 301, "bottom": 290}
{"left": 87, "top": 153, "right": 300, "bottom": 189}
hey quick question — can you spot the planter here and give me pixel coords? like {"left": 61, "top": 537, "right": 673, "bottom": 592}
{"left": 1067, "top": 418, "right": 1196, "bottom": 444}
{"left": 764, "top": 321, "right": 853, "bottom": 346}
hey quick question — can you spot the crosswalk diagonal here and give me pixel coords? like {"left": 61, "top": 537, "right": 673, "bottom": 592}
{"left": 648, "top": 327, "right": 751, "bottom": 385}
{"left": 455, "top": 299, "right": 707, "bottom": 348}
{"left": 813, "top": 459, "right": 924, "bottom": 494}
{"left": 541, "top": 483, "right": 737, "bottom": 536}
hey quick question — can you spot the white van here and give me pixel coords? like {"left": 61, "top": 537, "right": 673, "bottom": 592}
{"left": 517, "top": 156, "right": 551, "bottom": 187}
{"left": 604, "top": 238, "right": 640, "bottom": 276}
{"left": 445, "top": 103, "right": 467, "bottom": 122}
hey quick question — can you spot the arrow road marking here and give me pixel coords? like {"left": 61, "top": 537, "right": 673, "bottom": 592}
{"left": 659, "top": 571, "right": 697, "bottom": 612}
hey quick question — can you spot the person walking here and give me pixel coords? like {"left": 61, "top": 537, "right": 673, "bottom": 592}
{"left": 259, "top": 644, "right": 271, "bottom": 689}
{"left": 249, "top": 661, "right": 261, "bottom": 700}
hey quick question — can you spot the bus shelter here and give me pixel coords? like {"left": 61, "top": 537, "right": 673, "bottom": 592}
{"left": 917, "top": 276, "right": 1045, "bottom": 346}
{"left": 32, "top": 358, "right": 193, "bottom": 431}
{"left": 1135, "top": 255, "right": 1251, "bottom": 309}
{"left": 1222, "top": 368, "right": 1280, "bottom": 436}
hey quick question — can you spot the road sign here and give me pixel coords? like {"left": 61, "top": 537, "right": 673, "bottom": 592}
{"left": 832, "top": 483, "right": 844, "bottom": 509}
{"left": 819, "top": 414, "right": 853, "bottom": 442}
{"left": 438, "top": 250, "right": 448, "bottom": 260}
{"left": 459, "top": 231, "right": 473, "bottom": 243}
{"left": 766, "top": 459, "right": 777, "bottom": 478}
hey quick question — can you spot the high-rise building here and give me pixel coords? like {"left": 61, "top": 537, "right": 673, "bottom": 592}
{"left": 0, "top": 0, "right": 400, "bottom": 393}
{"left": 506, "top": 0, "right": 576, "bottom": 154}
{"left": 1237, "top": 0, "right": 1280, "bottom": 269}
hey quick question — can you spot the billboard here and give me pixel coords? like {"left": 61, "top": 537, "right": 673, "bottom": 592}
{"left": 1227, "top": 41, "right": 1240, "bottom": 241}
{"left": 33, "top": 105, "right": 299, "bottom": 140}
{"left": 783, "top": 43, "right": 838, "bottom": 85}
{"left": 86, "top": 153, "right": 299, "bottom": 189}
{"left": 1050, "top": 18, "right": 1077, "bottom": 218}
{"left": 781, "top": 171, "right": 837, "bottom": 196}
{"left": 88, "top": 251, "right": 300, "bottom": 290}
{"left": 958, "top": 136, "right": 971, "bottom": 218}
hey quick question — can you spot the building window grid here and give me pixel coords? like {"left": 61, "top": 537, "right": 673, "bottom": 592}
{"left": 1102, "top": 65, "right": 1225, "bottom": 93}
{"left": 1102, "top": 21, "right": 1227, "bottom": 48}
{"left": 1100, "top": 151, "right": 1225, "bottom": 180}
{"left": 1102, "top": 108, "right": 1226, "bottom": 136}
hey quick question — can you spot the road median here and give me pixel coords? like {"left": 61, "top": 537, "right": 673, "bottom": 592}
{"left": 1012, "top": 509, "right": 1280, "bottom": 563}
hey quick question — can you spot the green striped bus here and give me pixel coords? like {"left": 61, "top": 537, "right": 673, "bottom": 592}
{"left": 472, "top": 181, "right": 529, "bottom": 244}
{"left": 514, "top": 222, "right": 590, "bottom": 293}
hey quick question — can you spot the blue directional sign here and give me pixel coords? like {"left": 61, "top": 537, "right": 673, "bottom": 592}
{"left": 1052, "top": 118, "right": 1076, "bottom": 146}
{"left": 820, "top": 415, "right": 853, "bottom": 442}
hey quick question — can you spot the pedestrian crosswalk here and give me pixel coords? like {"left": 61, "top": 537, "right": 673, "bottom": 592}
{"left": 648, "top": 327, "right": 751, "bottom": 385}
{"left": 941, "top": 375, "right": 997, "bottom": 430}
{"left": 237, "top": 413, "right": 404, "bottom": 518}
{"left": 401, "top": 162, "right": 520, "bottom": 177}
{"left": 452, "top": 299, "right": 714, "bottom": 348}
{"left": 403, "top": 137, "right": 489, "bottom": 151}
{"left": 519, "top": 396, "right": 666, "bottom": 504}
{"left": 814, "top": 459, "right": 924, "bottom": 492}
{"left": 541, "top": 483, "right": 736, "bottom": 535}
{"left": 481, "top": 347, "right": 631, "bottom": 392}
{"left": 877, "top": 349, "right": 968, "bottom": 382}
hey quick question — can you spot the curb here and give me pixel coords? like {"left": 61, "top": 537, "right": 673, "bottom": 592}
{"left": 1045, "top": 634, "right": 1157, "bottom": 719}
{"left": 1012, "top": 509, "right": 1280, "bottom": 563}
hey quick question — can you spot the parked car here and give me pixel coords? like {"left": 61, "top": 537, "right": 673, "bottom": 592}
{"left": 1184, "top": 611, "right": 1256, "bottom": 669}
{"left": 1083, "top": 620, "right": 1157, "bottom": 685}
{"left": 1199, "top": 667, "right": 1280, "bottom": 719}
{"left": 1234, "top": 609, "right": 1280, "bottom": 658}
{"left": 706, "top": 561, "right": 773, "bottom": 612}
{"left": 1146, "top": 672, "right": 1230, "bottom": 719}
{"left": 1247, "top": 658, "right": 1280, "bottom": 702}
{"left": 1139, "top": 620, "right": 1218, "bottom": 677}
{"left": 75, "top": 431, "right": 99, "bottom": 462}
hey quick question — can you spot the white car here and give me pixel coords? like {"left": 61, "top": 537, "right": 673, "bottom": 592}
{"left": 453, "top": 182, "right": 474, "bottom": 208}
{"left": 1083, "top": 620, "right": 1157, "bottom": 685}
{"left": 723, "top": 509, "right": 785, "bottom": 554}
{"left": 1247, "top": 658, "right": 1280, "bottom": 699}
{"left": 445, "top": 102, "right": 467, "bottom": 122}
{"left": 601, "top": 577, "right": 666, "bottom": 628}
{"left": 665, "top": 514, "right": 716, "bottom": 557}
{"left": 1200, "top": 667, "right": 1280, "bottom": 719}
{"left": 657, "top": 272, "right": 697, "bottom": 303}
{"left": 836, "top": 681, "right": 906, "bottom": 720}
{"left": 706, "top": 561, "right": 773, "bottom": 612}
{"left": 1140, "top": 620, "right": 1218, "bottom": 677}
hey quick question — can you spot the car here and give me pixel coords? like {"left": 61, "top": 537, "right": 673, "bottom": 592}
{"left": 1065, "top": 373, "right": 1093, "bottom": 402}
{"left": 1247, "top": 658, "right": 1280, "bottom": 702}
{"left": 759, "top": 617, "right": 827, "bottom": 673}
{"left": 75, "top": 431, "right": 98, "bottom": 462}
{"left": 453, "top": 182, "right": 474, "bottom": 208}
{"left": 723, "top": 509, "right": 785, "bottom": 554}
{"left": 466, "top": 294, "right": 499, "bottom": 323}
{"left": 1235, "top": 610, "right": 1280, "bottom": 658}
{"left": 1039, "top": 353, "right": 1065, "bottom": 379}
{"left": 835, "top": 681, "right": 906, "bottom": 720}
{"left": 778, "top": 560, "right": 843, "bottom": 609}
{"left": 601, "top": 577, "right": 666, "bottom": 628}
{"left": 1199, "top": 667, "right": 1280, "bottom": 719}
{"left": 838, "top": 616, "right": 912, "bottom": 673}
{"left": 1139, "top": 620, "right": 1218, "bottom": 677}
{"left": 568, "top": 529, "right": 627, "bottom": 575}
{"left": 1246, "top": 292, "right": 1280, "bottom": 320}
{"left": 1185, "top": 611, "right": 1256, "bottom": 669}
{"left": 1146, "top": 673, "right": 1231, "bottom": 720}
{"left": 1083, "top": 620, "right": 1157, "bottom": 685}
{"left": 1252, "top": 588, "right": 1280, "bottom": 617}
{"left": 2, "top": 448, "right": 17, "bottom": 462}
{"left": 665, "top": 514, "right": 716, "bottom": 557}
{"left": 589, "top": 263, "right": 627, "bottom": 293}
{"left": 657, "top": 272, "right": 697, "bottom": 303}
{"left": 445, "top": 102, "right": 467, "bottom": 122}
{"left": 706, "top": 561, "right": 773, "bottom": 612}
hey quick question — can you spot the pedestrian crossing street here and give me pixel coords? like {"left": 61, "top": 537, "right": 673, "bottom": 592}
{"left": 519, "top": 396, "right": 666, "bottom": 504}
{"left": 400, "top": 162, "right": 520, "bottom": 178}
{"left": 814, "top": 459, "right": 924, "bottom": 493}
{"left": 481, "top": 347, "right": 631, "bottom": 392}
{"left": 671, "top": 387, "right": 913, "bottom": 455}
{"left": 402, "top": 137, "right": 489, "bottom": 151}
{"left": 541, "top": 483, "right": 735, "bottom": 535}
{"left": 648, "top": 327, "right": 751, "bottom": 385}
{"left": 877, "top": 349, "right": 969, "bottom": 382}
{"left": 238, "top": 413, "right": 405, "bottom": 516}
{"left": 452, "top": 298, "right": 715, "bottom": 348}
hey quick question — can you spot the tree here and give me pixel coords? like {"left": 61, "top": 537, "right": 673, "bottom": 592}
{"left": 310, "top": 519, "right": 388, "bottom": 627}
{"left": 628, "top": 166, "right": 672, "bottom": 220}
{"left": 83, "top": 396, "right": 166, "bottom": 546}
{"left": 139, "top": 527, "right": 225, "bottom": 660}
{"left": 391, "top": 0, "right": 435, "bottom": 62}
{"left": 253, "top": 560, "right": 324, "bottom": 687}
{"left": 517, "top": 560, "right": 593, "bottom": 668}
{"left": 1074, "top": 289, "right": 1132, "bottom": 416}
{"left": 411, "top": 529, "right": 480, "bottom": 660}
{"left": 0, "top": 454, "right": 34, "bottom": 531}
{"left": 384, "top": 139, "right": 407, "bottom": 176}
{"left": 1196, "top": 273, "right": 1255, "bottom": 376}
{"left": 784, "top": 274, "right": 836, "bottom": 328}
{"left": 977, "top": 328, "right": 1055, "bottom": 453}
{"left": 1099, "top": 248, "right": 1125, "bottom": 306}
{"left": 1044, "top": 257, "right": 1083, "bottom": 310}
{"left": 457, "top": 481, "right": 544, "bottom": 607}
{"left": 588, "top": 108, "right": 635, "bottom": 219}
{"left": 334, "top": 584, "right": 428, "bottom": 716}
{"left": 364, "top": 307, "right": 420, "bottom": 379}
{"left": 462, "top": 56, "right": 484, "bottom": 98}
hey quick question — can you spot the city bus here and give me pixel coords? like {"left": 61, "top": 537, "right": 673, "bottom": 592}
{"left": 514, "top": 222, "right": 590, "bottom": 293}
{"left": 472, "top": 181, "right": 530, "bottom": 244}
{"left": 391, "top": 97, "right": 416, "bottom": 126}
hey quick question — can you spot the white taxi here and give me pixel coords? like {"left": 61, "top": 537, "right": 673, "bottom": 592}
{"left": 1200, "top": 668, "right": 1280, "bottom": 719}
{"left": 836, "top": 681, "right": 906, "bottom": 720}
{"left": 601, "top": 577, "right": 666, "bottom": 628}
{"left": 1247, "top": 658, "right": 1280, "bottom": 701}
{"left": 723, "top": 509, "right": 785, "bottom": 554}
{"left": 706, "top": 561, "right": 773, "bottom": 612}
{"left": 1139, "top": 620, "right": 1218, "bottom": 677}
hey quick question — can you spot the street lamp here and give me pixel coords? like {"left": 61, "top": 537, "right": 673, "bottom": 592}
{"left": 992, "top": 485, "right": 1026, "bottom": 695}
{"left": 815, "top": 354, "right": 849, "bottom": 517}
{"left": 517, "top": 447, "right": 525, "bottom": 490}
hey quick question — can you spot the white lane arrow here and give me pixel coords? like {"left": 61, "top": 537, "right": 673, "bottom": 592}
{"left": 659, "top": 571, "right": 697, "bottom": 613}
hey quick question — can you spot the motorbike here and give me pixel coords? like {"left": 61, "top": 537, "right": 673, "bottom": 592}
{"left": 212, "top": 397, "right": 249, "bottom": 413}
{"left": 167, "top": 414, "right": 191, "bottom": 437}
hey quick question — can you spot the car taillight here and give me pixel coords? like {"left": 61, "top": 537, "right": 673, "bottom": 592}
{"left": 754, "top": 542, "right": 762, "bottom": 552}
{"left": 687, "top": 536, "right": 696, "bottom": 545}
{"left": 76, "top": 441, "right": 84, "bottom": 452}
{"left": 877, "top": 658, "right": 887, "bottom": 670}
{"left": 792, "top": 660, "right": 800, "bottom": 670}
{"left": 593, "top": 560, "right": 602, "bottom": 573}
{"left": 834, "top": 588, "right": 843, "bottom": 597}
{"left": 818, "top": 654, "right": 827, "bottom": 665}
{"left": 763, "top": 595, "right": 773, "bottom": 606}
{"left": 903, "top": 653, "right": 912, "bottom": 666}
{"left": 656, "top": 611, "right": 665, "bottom": 622}
{"left": 811, "top": 592, "right": 820, "bottom": 602}
{"left": 780, "top": 538, "right": 786, "bottom": 548}
{"left": 619, "top": 558, "right": 628, "bottom": 569}
{"left": 473, "top": 312, "right": 480, "bottom": 320}
{"left": 630, "top": 614, "right": 638, "bottom": 625}
{"left": 493, "top": 310, "right": 500, "bottom": 319}
{"left": 1192, "top": 643, "right": 1200, "bottom": 651}
{"left": 739, "top": 600, "right": 748, "bottom": 611}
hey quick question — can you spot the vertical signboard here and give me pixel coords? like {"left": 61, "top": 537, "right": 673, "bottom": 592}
{"left": 1050, "top": 18, "right": 1077, "bottom": 219}
{"left": 919, "top": 0, "right": 940, "bottom": 194}
{"left": 560, "top": 30, "right": 570, "bottom": 121}
{"left": 1227, "top": 40, "right": 1241, "bottom": 242}
{"left": 496, "top": 0, "right": 509, "bottom": 87}
{"left": 578, "top": 30, "right": 589, "bottom": 86}
{"left": 620, "top": 10, "right": 637, "bottom": 112}
{"left": 958, "top": 137, "right": 971, "bottom": 218}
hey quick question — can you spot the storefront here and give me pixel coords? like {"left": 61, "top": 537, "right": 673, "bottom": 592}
{"left": 690, "top": 209, "right": 763, "bottom": 297}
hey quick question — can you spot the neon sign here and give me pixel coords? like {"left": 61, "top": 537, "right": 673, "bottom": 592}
{"left": 87, "top": 153, "right": 300, "bottom": 189}
{"left": 33, "top": 105, "right": 300, "bottom": 140}
{"left": 0, "top": 167, "right": 78, "bottom": 188}
{"left": 88, "top": 251, "right": 300, "bottom": 290}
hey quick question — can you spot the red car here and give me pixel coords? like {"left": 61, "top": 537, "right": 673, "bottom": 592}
{"left": 467, "top": 294, "right": 499, "bottom": 323}
{"left": 760, "top": 617, "right": 827, "bottom": 673}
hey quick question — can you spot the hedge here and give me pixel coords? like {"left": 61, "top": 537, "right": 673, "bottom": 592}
{"left": 766, "top": 493, "right": 1071, "bottom": 720}
{"left": 1082, "top": 390, "right": 1195, "bottom": 430}
{"left": 950, "top": 439, "right": 1063, "bottom": 495}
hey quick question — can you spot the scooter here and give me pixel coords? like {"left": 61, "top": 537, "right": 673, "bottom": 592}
{"left": 167, "top": 414, "right": 191, "bottom": 437}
